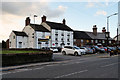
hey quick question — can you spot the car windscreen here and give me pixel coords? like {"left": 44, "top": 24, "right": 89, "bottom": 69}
{"left": 73, "top": 47, "right": 80, "bottom": 49}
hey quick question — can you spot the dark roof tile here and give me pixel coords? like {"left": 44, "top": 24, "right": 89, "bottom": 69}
{"left": 46, "top": 21, "right": 73, "bottom": 31}
{"left": 13, "top": 31, "right": 28, "bottom": 37}
{"left": 74, "top": 31, "right": 92, "bottom": 39}
{"left": 30, "top": 24, "right": 50, "bottom": 32}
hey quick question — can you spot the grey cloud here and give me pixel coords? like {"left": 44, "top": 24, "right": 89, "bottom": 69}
{"left": 2, "top": 2, "right": 66, "bottom": 18}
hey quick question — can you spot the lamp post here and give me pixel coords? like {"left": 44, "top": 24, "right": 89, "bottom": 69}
{"left": 106, "top": 13, "right": 118, "bottom": 55}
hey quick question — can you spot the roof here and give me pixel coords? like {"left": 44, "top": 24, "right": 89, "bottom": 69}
{"left": 113, "top": 34, "right": 120, "bottom": 40}
{"left": 74, "top": 30, "right": 113, "bottom": 40}
{"left": 13, "top": 31, "right": 28, "bottom": 37}
{"left": 45, "top": 21, "right": 73, "bottom": 31}
{"left": 30, "top": 24, "right": 50, "bottom": 32}
{"left": 74, "top": 31, "right": 92, "bottom": 39}
{"left": 86, "top": 32, "right": 113, "bottom": 40}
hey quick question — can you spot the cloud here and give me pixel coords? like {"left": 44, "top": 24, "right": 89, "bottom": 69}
{"left": 1, "top": 2, "right": 67, "bottom": 42}
{"left": 2, "top": 2, "right": 67, "bottom": 18}
{"left": 95, "top": 10, "right": 107, "bottom": 16}
{"left": 86, "top": 2, "right": 94, "bottom": 8}
{"left": 86, "top": 2, "right": 109, "bottom": 8}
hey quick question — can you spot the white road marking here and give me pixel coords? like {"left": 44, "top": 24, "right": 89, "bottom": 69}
{"left": 101, "top": 62, "right": 118, "bottom": 67}
{"left": 55, "top": 70, "right": 88, "bottom": 78}
{"left": 2, "top": 67, "right": 44, "bottom": 75}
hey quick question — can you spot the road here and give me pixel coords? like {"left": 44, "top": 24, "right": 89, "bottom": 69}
{"left": 1, "top": 53, "right": 119, "bottom": 80}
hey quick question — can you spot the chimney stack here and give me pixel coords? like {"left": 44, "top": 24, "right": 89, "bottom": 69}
{"left": 93, "top": 25, "right": 97, "bottom": 36}
{"left": 41, "top": 15, "right": 46, "bottom": 23}
{"left": 102, "top": 27, "right": 106, "bottom": 33}
{"left": 25, "top": 17, "right": 30, "bottom": 26}
{"left": 62, "top": 19, "right": 66, "bottom": 25}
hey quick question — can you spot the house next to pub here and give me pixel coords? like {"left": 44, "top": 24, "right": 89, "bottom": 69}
{"left": 74, "top": 25, "right": 115, "bottom": 47}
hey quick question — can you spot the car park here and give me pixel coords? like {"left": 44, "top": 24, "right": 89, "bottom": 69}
{"left": 61, "top": 46, "right": 82, "bottom": 56}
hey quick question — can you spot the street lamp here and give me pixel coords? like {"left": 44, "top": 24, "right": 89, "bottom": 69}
{"left": 107, "top": 13, "right": 118, "bottom": 32}
{"left": 106, "top": 13, "right": 118, "bottom": 55}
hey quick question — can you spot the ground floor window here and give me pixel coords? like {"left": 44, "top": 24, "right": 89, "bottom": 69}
{"left": 19, "top": 42, "right": 22, "bottom": 48}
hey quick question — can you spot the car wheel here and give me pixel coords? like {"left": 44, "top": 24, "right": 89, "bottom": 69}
{"left": 62, "top": 51, "right": 66, "bottom": 55}
{"left": 74, "top": 52, "right": 78, "bottom": 56}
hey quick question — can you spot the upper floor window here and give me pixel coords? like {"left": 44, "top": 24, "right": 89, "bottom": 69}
{"left": 61, "top": 33, "right": 64, "bottom": 36}
{"left": 13, "top": 36, "right": 15, "bottom": 39}
{"left": 42, "top": 32, "right": 45, "bottom": 38}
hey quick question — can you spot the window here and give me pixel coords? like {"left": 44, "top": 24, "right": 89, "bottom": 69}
{"left": 55, "top": 43, "right": 58, "bottom": 47}
{"left": 13, "top": 36, "right": 15, "bottom": 39}
{"left": 55, "top": 38, "right": 58, "bottom": 41}
{"left": 103, "top": 40, "right": 105, "bottom": 43}
{"left": 61, "top": 38, "right": 64, "bottom": 41}
{"left": 67, "top": 43, "right": 70, "bottom": 45}
{"left": 81, "top": 39, "right": 83, "bottom": 43}
{"left": 91, "top": 40, "right": 93, "bottom": 43}
{"left": 109, "top": 41, "right": 111, "bottom": 44}
{"left": 42, "top": 32, "right": 45, "bottom": 38}
{"left": 67, "top": 39, "right": 70, "bottom": 42}
{"left": 95, "top": 40, "right": 98, "bottom": 43}
{"left": 9, "top": 42, "right": 11, "bottom": 47}
{"left": 61, "top": 33, "right": 64, "bottom": 36}
{"left": 19, "top": 42, "right": 22, "bottom": 48}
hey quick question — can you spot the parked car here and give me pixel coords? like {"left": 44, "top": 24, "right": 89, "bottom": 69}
{"left": 93, "top": 46, "right": 105, "bottom": 53}
{"left": 80, "top": 47, "right": 93, "bottom": 54}
{"left": 79, "top": 47, "right": 86, "bottom": 55}
{"left": 50, "top": 47, "right": 58, "bottom": 53}
{"left": 108, "top": 47, "right": 117, "bottom": 55}
{"left": 61, "top": 46, "right": 82, "bottom": 56}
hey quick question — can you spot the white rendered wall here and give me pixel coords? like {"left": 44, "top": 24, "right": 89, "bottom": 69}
{"left": 9, "top": 32, "right": 16, "bottom": 48}
{"left": 23, "top": 25, "right": 35, "bottom": 48}
{"left": 51, "top": 29, "right": 73, "bottom": 47}
{"left": 16, "top": 36, "right": 28, "bottom": 48}
{"left": 36, "top": 31, "right": 50, "bottom": 48}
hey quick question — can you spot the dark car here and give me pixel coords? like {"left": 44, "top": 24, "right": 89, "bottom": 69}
{"left": 108, "top": 47, "right": 117, "bottom": 55}
{"left": 93, "top": 46, "right": 105, "bottom": 53}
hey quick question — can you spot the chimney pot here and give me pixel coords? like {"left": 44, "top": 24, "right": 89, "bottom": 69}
{"left": 25, "top": 17, "right": 30, "bottom": 26}
{"left": 102, "top": 27, "right": 106, "bottom": 33}
{"left": 41, "top": 15, "right": 46, "bottom": 22}
{"left": 62, "top": 19, "right": 66, "bottom": 25}
{"left": 93, "top": 25, "right": 97, "bottom": 36}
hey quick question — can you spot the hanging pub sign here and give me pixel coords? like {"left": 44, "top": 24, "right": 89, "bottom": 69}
{"left": 38, "top": 39, "right": 49, "bottom": 42}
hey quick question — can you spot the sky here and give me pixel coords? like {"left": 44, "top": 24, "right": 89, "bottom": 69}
{"left": 0, "top": 0, "right": 119, "bottom": 42}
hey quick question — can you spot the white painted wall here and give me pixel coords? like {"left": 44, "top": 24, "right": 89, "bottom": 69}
{"left": 36, "top": 31, "right": 50, "bottom": 48}
{"left": 16, "top": 36, "right": 28, "bottom": 48}
{"left": 51, "top": 29, "right": 73, "bottom": 47}
{"left": 9, "top": 32, "right": 16, "bottom": 48}
{"left": 22, "top": 25, "right": 35, "bottom": 48}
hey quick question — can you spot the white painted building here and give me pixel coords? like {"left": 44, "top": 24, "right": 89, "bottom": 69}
{"left": 9, "top": 16, "right": 73, "bottom": 48}
{"left": 41, "top": 16, "right": 73, "bottom": 48}
{"left": 9, "top": 31, "right": 28, "bottom": 48}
